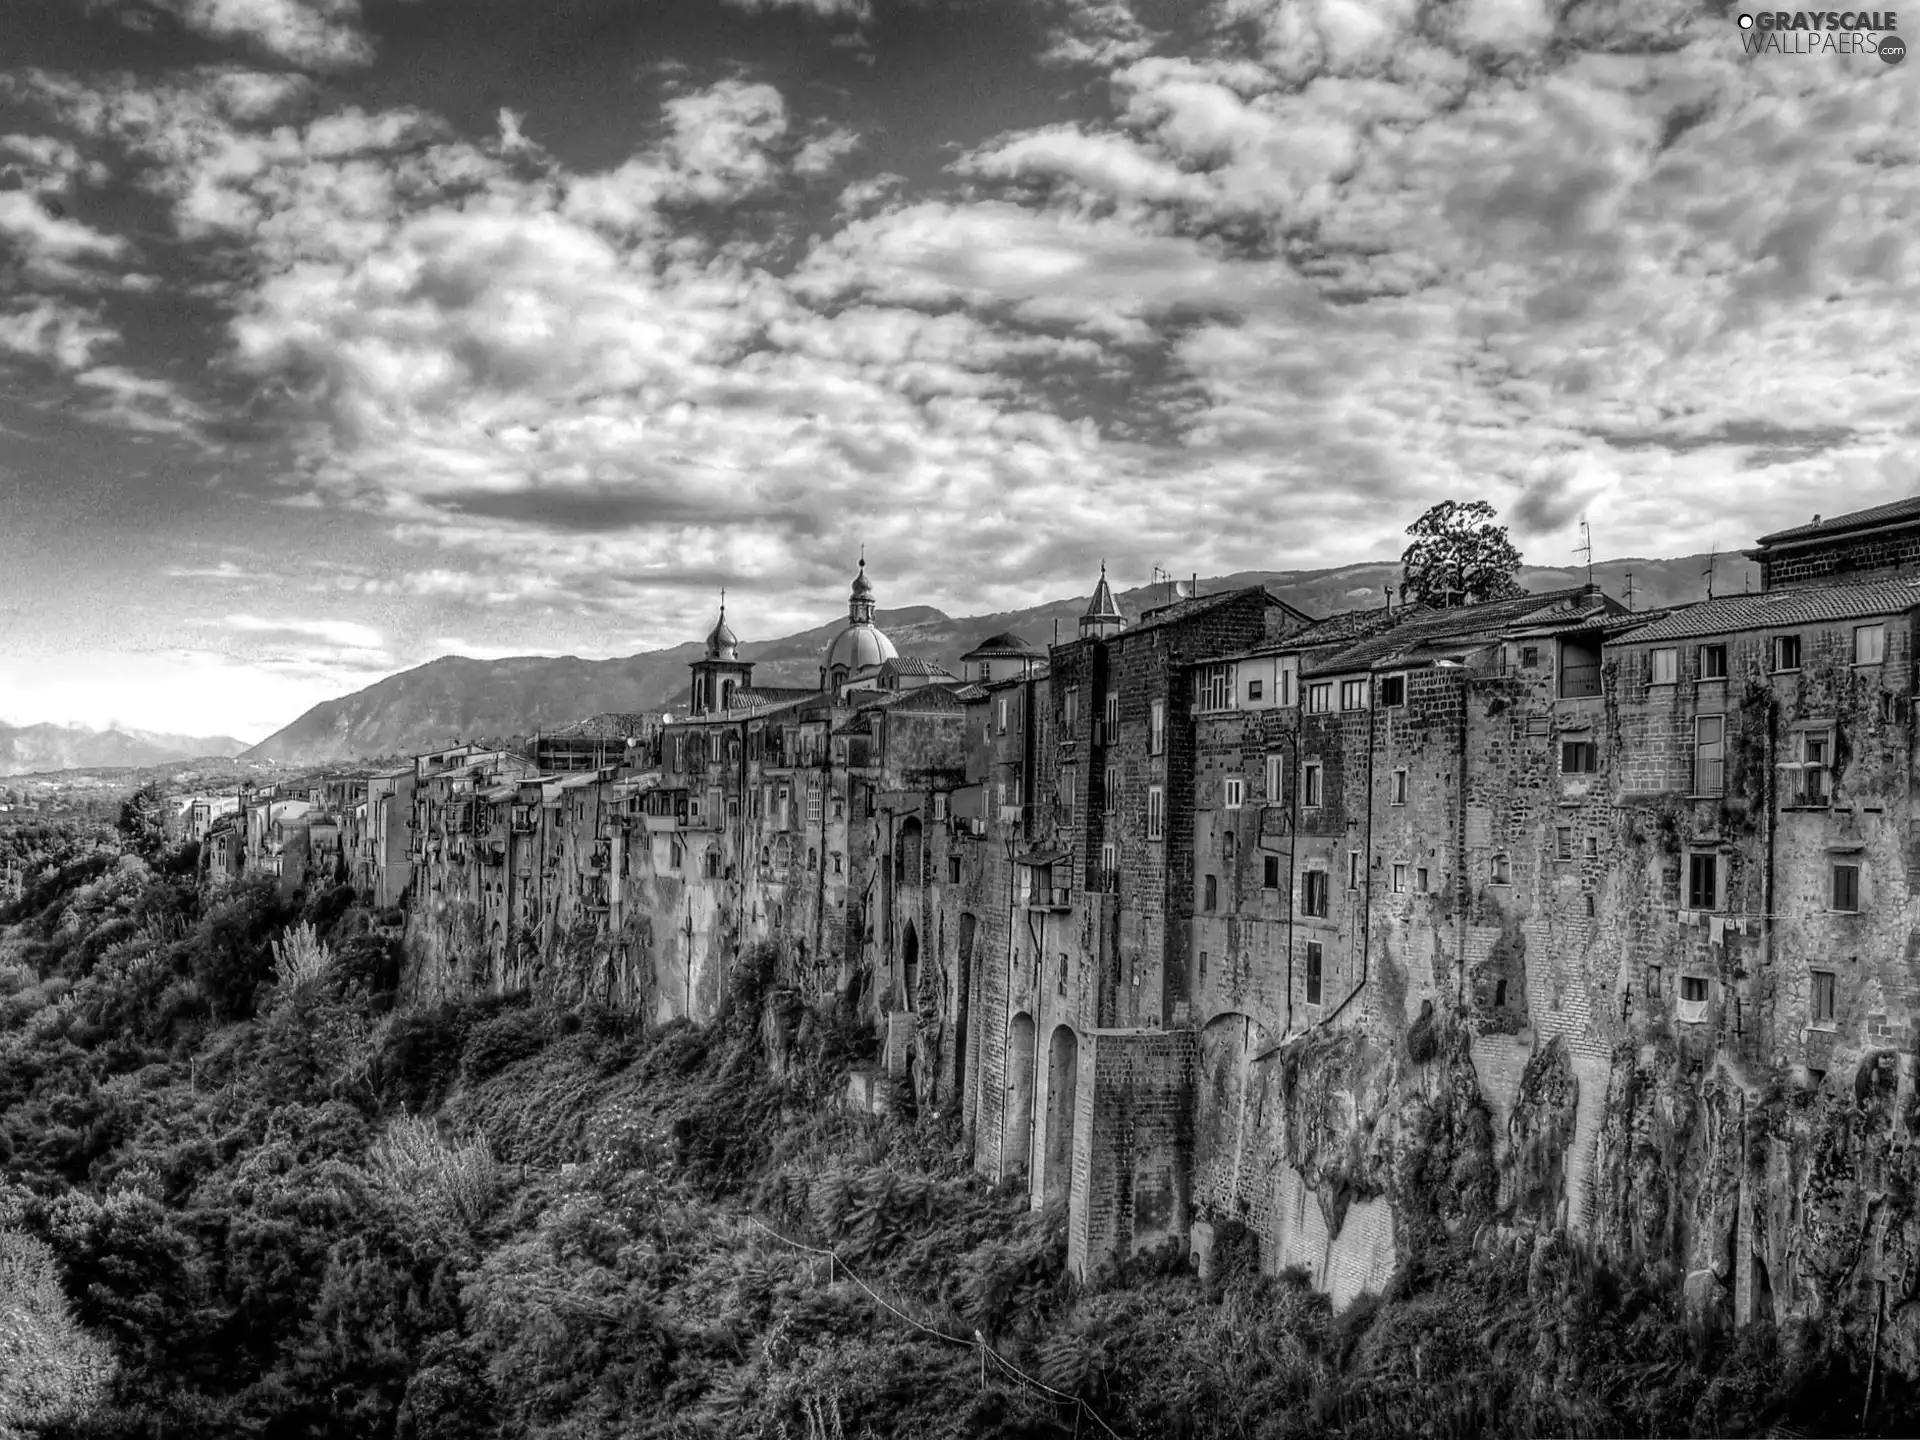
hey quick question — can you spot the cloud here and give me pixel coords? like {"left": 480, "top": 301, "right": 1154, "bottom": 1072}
{"left": 0, "top": 298, "right": 116, "bottom": 370}
{"left": 109, "top": 0, "right": 379, "bottom": 71}
{"left": 222, "top": 613, "right": 386, "bottom": 650}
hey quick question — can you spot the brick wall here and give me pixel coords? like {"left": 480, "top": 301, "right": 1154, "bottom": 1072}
{"left": 1757, "top": 524, "right": 1920, "bottom": 591}
{"left": 1072, "top": 1026, "right": 1197, "bottom": 1276}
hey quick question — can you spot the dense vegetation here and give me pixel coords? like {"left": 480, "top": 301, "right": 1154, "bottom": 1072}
{"left": 0, "top": 823, "right": 1902, "bottom": 1438}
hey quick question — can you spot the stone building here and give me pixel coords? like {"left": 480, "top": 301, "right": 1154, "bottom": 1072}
{"left": 367, "top": 494, "right": 1920, "bottom": 1362}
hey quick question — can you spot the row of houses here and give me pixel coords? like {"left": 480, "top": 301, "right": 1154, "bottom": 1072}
{"left": 192, "top": 500, "right": 1920, "bottom": 1330}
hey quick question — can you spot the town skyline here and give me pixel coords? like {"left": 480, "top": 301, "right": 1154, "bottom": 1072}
{"left": 3, "top": 0, "right": 1916, "bottom": 742}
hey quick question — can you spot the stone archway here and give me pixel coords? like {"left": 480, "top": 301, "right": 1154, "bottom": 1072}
{"left": 1004, "top": 1013, "right": 1036, "bottom": 1180}
{"left": 901, "top": 920, "right": 920, "bottom": 1010}
{"left": 1044, "top": 1023, "right": 1080, "bottom": 1207}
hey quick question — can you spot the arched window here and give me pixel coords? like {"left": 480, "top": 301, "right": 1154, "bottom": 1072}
{"left": 808, "top": 847, "right": 818, "bottom": 870}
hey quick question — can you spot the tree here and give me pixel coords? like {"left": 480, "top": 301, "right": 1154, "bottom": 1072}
{"left": 1400, "top": 499, "right": 1526, "bottom": 608}
{"left": 116, "top": 782, "right": 169, "bottom": 860}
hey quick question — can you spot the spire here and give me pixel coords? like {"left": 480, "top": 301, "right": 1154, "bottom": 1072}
{"left": 1080, "top": 559, "right": 1125, "bottom": 639}
{"left": 848, "top": 555, "right": 875, "bottom": 622}
{"left": 704, "top": 591, "right": 738, "bottom": 660}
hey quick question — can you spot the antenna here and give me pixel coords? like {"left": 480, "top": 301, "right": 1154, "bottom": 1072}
{"left": 1623, "top": 569, "right": 1636, "bottom": 611}
{"left": 1704, "top": 542, "right": 1718, "bottom": 600}
{"left": 1576, "top": 516, "right": 1593, "bottom": 589}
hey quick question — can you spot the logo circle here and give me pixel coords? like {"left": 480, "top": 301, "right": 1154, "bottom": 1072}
{"left": 1737, "top": 11, "right": 1754, "bottom": 25}
{"left": 1881, "top": 34, "right": 1907, "bottom": 62}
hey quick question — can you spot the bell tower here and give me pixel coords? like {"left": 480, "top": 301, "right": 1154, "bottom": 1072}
{"left": 1079, "top": 561, "right": 1126, "bottom": 641}
{"left": 688, "top": 592, "right": 755, "bottom": 717}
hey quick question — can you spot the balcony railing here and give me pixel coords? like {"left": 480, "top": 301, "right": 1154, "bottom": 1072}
{"left": 1559, "top": 664, "right": 1602, "bottom": 699}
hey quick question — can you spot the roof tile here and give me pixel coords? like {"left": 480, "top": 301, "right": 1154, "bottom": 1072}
{"left": 1611, "top": 577, "right": 1920, "bottom": 644}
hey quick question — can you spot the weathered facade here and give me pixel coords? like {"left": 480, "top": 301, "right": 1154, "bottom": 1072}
{"left": 197, "top": 501, "right": 1920, "bottom": 1370}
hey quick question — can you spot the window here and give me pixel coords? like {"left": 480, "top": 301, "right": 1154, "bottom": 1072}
{"left": 1064, "top": 690, "right": 1077, "bottom": 728}
{"left": 997, "top": 698, "right": 1008, "bottom": 734}
{"left": 1061, "top": 772, "right": 1075, "bottom": 824}
{"left": 688, "top": 796, "right": 702, "bottom": 821}
{"left": 1647, "top": 964, "right": 1662, "bottom": 998}
{"left": 1687, "top": 852, "right": 1719, "bottom": 911}
{"left": 1101, "top": 841, "right": 1117, "bottom": 875}
{"left": 1105, "top": 692, "right": 1119, "bottom": 730}
{"left": 1791, "top": 730, "right": 1830, "bottom": 806}
{"left": 1585, "top": 835, "right": 1599, "bottom": 859}
{"left": 1772, "top": 635, "right": 1801, "bottom": 672}
{"left": 1199, "top": 665, "right": 1230, "bottom": 711}
{"left": 1247, "top": 679, "right": 1264, "bottom": 702}
{"left": 1697, "top": 644, "right": 1728, "bottom": 680}
{"left": 1198, "top": 949, "right": 1208, "bottom": 979}
{"left": 1491, "top": 853, "right": 1511, "bottom": 885}
{"left": 808, "top": 786, "right": 823, "bottom": 825}
{"left": 808, "top": 847, "right": 818, "bottom": 870}
{"left": 1305, "top": 942, "right": 1323, "bottom": 1004}
{"left": 1392, "top": 862, "right": 1408, "bottom": 893}
{"left": 1147, "top": 785, "right": 1165, "bottom": 841}
{"left": 1391, "top": 769, "right": 1408, "bottom": 805}
{"left": 1104, "top": 764, "right": 1119, "bottom": 814}
{"left": 1832, "top": 862, "right": 1860, "bottom": 912}
{"left": 1302, "top": 870, "right": 1329, "bottom": 917}
{"left": 1855, "top": 624, "right": 1887, "bottom": 665}
{"left": 1694, "top": 715, "right": 1725, "bottom": 794}
{"left": 1650, "top": 648, "right": 1677, "bottom": 684}
{"left": 1556, "top": 827, "right": 1573, "bottom": 861}
{"left": 1224, "top": 777, "right": 1244, "bottom": 810}
{"left": 1203, "top": 874, "right": 1217, "bottom": 910}
{"left": 1416, "top": 867, "right": 1429, "bottom": 892}
{"left": 948, "top": 854, "right": 961, "bottom": 883}
{"left": 1681, "top": 975, "right": 1708, "bottom": 1004}
{"left": 1341, "top": 679, "right": 1369, "bottom": 711}
{"left": 1149, "top": 700, "right": 1166, "bottom": 755}
{"left": 1379, "top": 675, "right": 1405, "bottom": 708}
{"left": 1224, "top": 831, "right": 1235, "bottom": 860}
{"left": 934, "top": 792, "right": 948, "bottom": 821}
{"left": 1307, "top": 683, "right": 1333, "bottom": 714}
{"left": 669, "top": 838, "right": 684, "bottom": 870}
{"left": 1264, "top": 854, "right": 1281, "bottom": 890}
{"left": 1302, "top": 761, "right": 1323, "bottom": 809}
{"left": 1561, "top": 740, "right": 1598, "bottom": 774}
{"left": 1277, "top": 660, "right": 1297, "bottom": 707}
{"left": 1348, "top": 851, "right": 1362, "bottom": 889}
{"left": 1811, "top": 969, "right": 1837, "bottom": 1026}
{"left": 1266, "top": 753, "right": 1285, "bottom": 802}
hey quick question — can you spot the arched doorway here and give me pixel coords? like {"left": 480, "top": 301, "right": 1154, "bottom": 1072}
{"left": 901, "top": 920, "right": 920, "bottom": 1010}
{"left": 1004, "top": 1013, "right": 1035, "bottom": 1180}
{"left": 1044, "top": 1024, "right": 1079, "bottom": 1207}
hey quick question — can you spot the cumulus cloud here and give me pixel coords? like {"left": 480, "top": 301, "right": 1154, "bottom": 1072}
{"left": 8, "top": 0, "right": 1920, "bottom": 672}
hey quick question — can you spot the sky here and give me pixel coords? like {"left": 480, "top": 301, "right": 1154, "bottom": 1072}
{"left": 0, "top": 0, "right": 1916, "bottom": 744}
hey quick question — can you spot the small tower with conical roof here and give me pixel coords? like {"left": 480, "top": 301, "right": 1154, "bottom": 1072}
{"left": 1079, "top": 561, "right": 1126, "bottom": 641}
{"left": 689, "top": 592, "right": 755, "bottom": 717}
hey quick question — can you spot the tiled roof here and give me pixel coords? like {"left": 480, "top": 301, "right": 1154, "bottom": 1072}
{"left": 1129, "top": 585, "right": 1306, "bottom": 639}
{"left": 1610, "top": 577, "right": 1920, "bottom": 644}
{"left": 879, "top": 655, "right": 953, "bottom": 677}
{"left": 1262, "top": 588, "right": 1605, "bottom": 676}
{"left": 885, "top": 683, "right": 971, "bottom": 714}
{"left": 1755, "top": 494, "right": 1920, "bottom": 546}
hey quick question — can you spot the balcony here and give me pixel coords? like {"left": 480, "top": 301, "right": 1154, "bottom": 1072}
{"left": 1030, "top": 885, "right": 1072, "bottom": 911}
{"left": 1559, "top": 663, "right": 1602, "bottom": 699}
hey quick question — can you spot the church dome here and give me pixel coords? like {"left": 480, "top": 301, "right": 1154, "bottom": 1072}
{"left": 822, "top": 556, "right": 896, "bottom": 683}
{"left": 825, "top": 621, "right": 898, "bottom": 675}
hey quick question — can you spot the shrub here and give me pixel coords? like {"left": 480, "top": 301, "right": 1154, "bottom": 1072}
{"left": 461, "top": 1007, "right": 552, "bottom": 1082}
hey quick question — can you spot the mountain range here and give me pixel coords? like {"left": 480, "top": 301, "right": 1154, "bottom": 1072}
{"left": 235, "top": 551, "right": 1756, "bottom": 769}
{"left": 0, "top": 721, "right": 249, "bottom": 778}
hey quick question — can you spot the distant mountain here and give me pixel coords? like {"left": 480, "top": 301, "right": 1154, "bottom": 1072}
{"left": 241, "top": 551, "right": 1756, "bottom": 767}
{"left": 0, "top": 722, "right": 248, "bottom": 777}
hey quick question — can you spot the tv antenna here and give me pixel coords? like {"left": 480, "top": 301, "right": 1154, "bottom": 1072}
{"left": 1623, "top": 569, "right": 1636, "bottom": 611}
{"left": 1704, "top": 542, "right": 1719, "bottom": 600}
{"left": 1575, "top": 516, "right": 1593, "bottom": 589}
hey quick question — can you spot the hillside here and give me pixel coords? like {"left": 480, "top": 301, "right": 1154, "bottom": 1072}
{"left": 243, "top": 551, "right": 1756, "bottom": 766}
{"left": 0, "top": 721, "right": 247, "bottom": 778}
